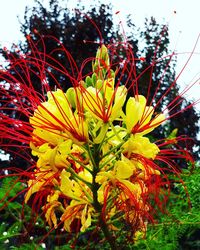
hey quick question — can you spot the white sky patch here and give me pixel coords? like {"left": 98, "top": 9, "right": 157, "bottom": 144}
{"left": 0, "top": 150, "right": 10, "bottom": 161}
{"left": 0, "top": 0, "right": 199, "bottom": 107}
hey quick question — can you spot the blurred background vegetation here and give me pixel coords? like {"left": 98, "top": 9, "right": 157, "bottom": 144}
{"left": 0, "top": 0, "right": 200, "bottom": 249}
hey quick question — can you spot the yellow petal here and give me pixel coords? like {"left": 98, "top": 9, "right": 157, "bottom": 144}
{"left": 43, "top": 201, "right": 61, "bottom": 228}
{"left": 83, "top": 86, "right": 103, "bottom": 119}
{"left": 47, "top": 190, "right": 60, "bottom": 203}
{"left": 25, "top": 179, "right": 44, "bottom": 203}
{"left": 103, "top": 78, "right": 114, "bottom": 104}
{"left": 136, "top": 95, "right": 147, "bottom": 121}
{"left": 125, "top": 97, "right": 139, "bottom": 132}
{"left": 139, "top": 113, "right": 165, "bottom": 135}
{"left": 141, "top": 106, "right": 154, "bottom": 126}
{"left": 93, "top": 123, "right": 109, "bottom": 144}
{"left": 110, "top": 86, "right": 127, "bottom": 121}
{"left": 115, "top": 157, "right": 136, "bottom": 179}
{"left": 80, "top": 205, "right": 92, "bottom": 232}
{"left": 60, "top": 170, "right": 73, "bottom": 197}
{"left": 122, "top": 135, "right": 160, "bottom": 159}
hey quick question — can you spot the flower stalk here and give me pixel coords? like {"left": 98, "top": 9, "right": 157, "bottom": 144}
{"left": 0, "top": 35, "right": 196, "bottom": 248}
{"left": 90, "top": 145, "right": 118, "bottom": 250}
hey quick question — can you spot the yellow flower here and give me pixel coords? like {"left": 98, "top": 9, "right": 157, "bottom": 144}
{"left": 109, "top": 86, "right": 127, "bottom": 121}
{"left": 82, "top": 86, "right": 104, "bottom": 120}
{"left": 31, "top": 127, "right": 69, "bottom": 146}
{"left": 30, "top": 89, "right": 72, "bottom": 129}
{"left": 43, "top": 190, "right": 62, "bottom": 228}
{"left": 61, "top": 202, "right": 94, "bottom": 232}
{"left": 122, "top": 134, "right": 160, "bottom": 160}
{"left": 30, "top": 89, "right": 88, "bottom": 144}
{"left": 114, "top": 154, "right": 137, "bottom": 179}
{"left": 96, "top": 167, "right": 143, "bottom": 203}
{"left": 60, "top": 169, "right": 92, "bottom": 202}
{"left": 43, "top": 200, "right": 62, "bottom": 229}
{"left": 25, "top": 170, "right": 58, "bottom": 203}
{"left": 124, "top": 95, "right": 165, "bottom": 135}
{"left": 59, "top": 169, "right": 95, "bottom": 232}
{"left": 30, "top": 140, "right": 72, "bottom": 170}
{"left": 82, "top": 81, "right": 127, "bottom": 122}
{"left": 80, "top": 204, "right": 93, "bottom": 232}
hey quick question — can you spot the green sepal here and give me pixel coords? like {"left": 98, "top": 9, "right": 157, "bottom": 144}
{"left": 85, "top": 76, "right": 93, "bottom": 87}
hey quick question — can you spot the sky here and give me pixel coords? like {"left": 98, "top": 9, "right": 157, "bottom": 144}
{"left": 0, "top": 0, "right": 199, "bottom": 104}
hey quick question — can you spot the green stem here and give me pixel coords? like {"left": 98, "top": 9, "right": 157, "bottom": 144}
{"left": 99, "top": 148, "right": 123, "bottom": 170}
{"left": 66, "top": 166, "right": 92, "bottom": 188}
{"left": 90, "top": 145, "right": 119, "bottom": 250}
{"left": 100, "top": 141, "right": 125, "bottom": 160}
{"left": 68, "top": 153, "right": 92, "bottom": 173}
{"left": 110, "top": 122, "right": 124, "bottom": 142}
{"left": 99, "top": 218, "right": 119, "bottom": 250}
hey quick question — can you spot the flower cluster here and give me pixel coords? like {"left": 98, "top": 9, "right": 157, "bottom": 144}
{"left": 25, "top": 45, "right": 166, "bottom": 236}
{"left": 0, "top": 35, "right": 196, "bottom": 249}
